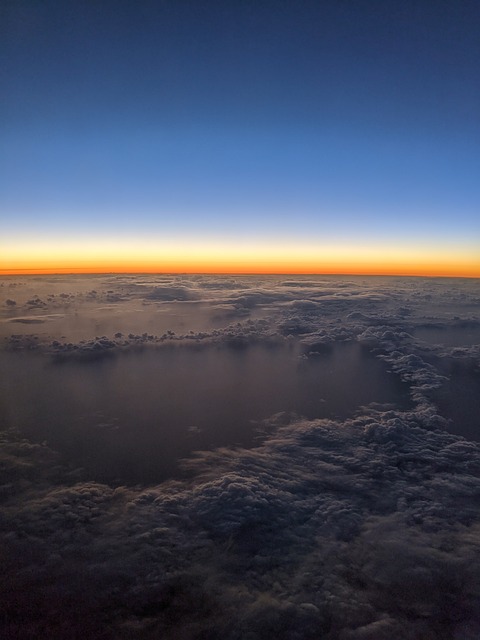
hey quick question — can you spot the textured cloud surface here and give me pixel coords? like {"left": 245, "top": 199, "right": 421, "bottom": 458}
{"left": 1, "top": 274, "right": 480, "bottom": 638}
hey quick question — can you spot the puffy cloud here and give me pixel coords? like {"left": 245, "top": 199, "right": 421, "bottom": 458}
{"left": 2, "top": 406, "right": 480, "bottom": 637}
{"left": 2, "top": 273, "right": 480, "bottom": 637}
{"left": 145, "top": 286, "right": 199, "bottom": 301}
{"left": 26, "top": 297, "right": 47, "bottom": 309}
{"left": 4, "top": 333, "right": 41, "bottom": 350}
{"left": 196, "top": 278, "right": 247, "bottom": 290}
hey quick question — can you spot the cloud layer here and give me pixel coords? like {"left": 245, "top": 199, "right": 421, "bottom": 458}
{"left": 2, "top": 408, "right": 480, "bottom": 638}
{"left": 1, "top": 274, "right": 480, "bottom": 637}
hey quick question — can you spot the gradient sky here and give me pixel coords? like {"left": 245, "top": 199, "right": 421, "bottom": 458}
{"left": 1, "top": 0, "right": 479, "bottom": 275}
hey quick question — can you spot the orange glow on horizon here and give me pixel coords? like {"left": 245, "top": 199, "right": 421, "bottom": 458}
{"left": 1, "top": 239, "right": 479, "bottom": 278}
{"left": 2, "top": 268, "right": 479, "bottom": 278}
{"left": 2, "top": 261, "right": 479, "bottom": 278}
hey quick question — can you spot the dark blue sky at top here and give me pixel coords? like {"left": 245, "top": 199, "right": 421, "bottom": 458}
{"left": 1, "top": 0, "right": 479, "bottom": 243}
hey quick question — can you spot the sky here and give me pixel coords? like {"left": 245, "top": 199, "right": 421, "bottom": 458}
{"left": 1, "top": 0, "right": 479, "bottom": 276}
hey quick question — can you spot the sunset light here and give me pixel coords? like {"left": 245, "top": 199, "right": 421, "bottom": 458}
{"left": 2, "top": 238, "right": 479, "bottom": 277}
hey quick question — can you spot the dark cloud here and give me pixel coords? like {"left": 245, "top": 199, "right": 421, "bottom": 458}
{"left": 4, "top": 333, "right": 41, "bottom": 350}
{"left": 145, "top": 286, "right": 199, "bottom": 301}
{"left": 280, "top": 280, "right": 328, "bottom": 288}
{"left": 26, "top": 297, "right": 47, "bottom": 309}
{"left": 197, "top": 279, "right": 247, "bottom": 290}
{"left": 9, "top": 317, "right": 45, "bottom": 324}
{"left": 2, "top": 408, "right": 480, "bottom": 638}
{"left": 1, "top": 274, "right": 480, "bottom": 637}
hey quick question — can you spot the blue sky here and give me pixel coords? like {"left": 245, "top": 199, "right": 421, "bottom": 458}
{"left": 1, "top": 0, "right": 479, "bottom": 270}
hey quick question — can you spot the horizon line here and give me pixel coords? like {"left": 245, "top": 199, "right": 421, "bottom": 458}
{"left": 1, "top": 268, "right": 479, "bottom": 279}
